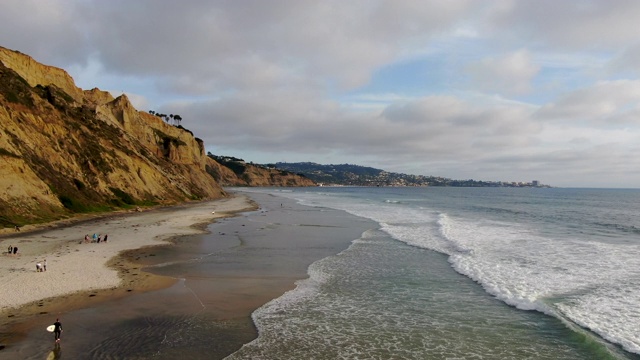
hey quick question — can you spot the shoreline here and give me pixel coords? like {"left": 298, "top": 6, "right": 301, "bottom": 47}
{"left": 1, "top": 189, "right": 376, "bottom": 359}
{"left": 0, "top": 194, "right": 257, "bottom": 346}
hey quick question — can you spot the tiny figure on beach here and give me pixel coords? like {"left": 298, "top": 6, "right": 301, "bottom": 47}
{"left": 103, "top": 234, "right": 108, "bottom": 242}
{"left": 84, "top": 234, "right": 90, "bottom": 243}
{"left": 7, "top": 245, "right": 12, "bottom": 255}
{"left": 36, "top": 262, "right": 42, "bottom": 272}
{"left": 43, "top": 259, "right": 47, "bottom": 271}
{"left": 13, "top": 246, "right": 18, "bottom": 255}
{"left": 92, "top": 233, "right": 97, "bottom": 243}
{"left": 53, "top": 318, "right": 62, "bottom": 343}
{"left": 15, "top": 225, "right": 20, "bottom": 232}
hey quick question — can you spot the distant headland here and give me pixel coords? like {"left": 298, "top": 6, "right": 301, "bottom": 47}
{"left": 268, "top": 162, "right": 551, "bottom": 188}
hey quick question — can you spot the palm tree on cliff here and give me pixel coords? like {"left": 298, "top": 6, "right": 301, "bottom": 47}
{"left": 174, "top": 114, "right": 182, "bottom": 126}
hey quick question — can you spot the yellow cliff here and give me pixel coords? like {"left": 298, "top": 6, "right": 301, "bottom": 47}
{"left": 0, "top": 46, "right": 226, "bottom": 227}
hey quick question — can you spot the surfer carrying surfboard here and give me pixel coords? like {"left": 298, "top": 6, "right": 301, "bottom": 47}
{"left": 53, "top": 318, "right": 62, "bottom": 343}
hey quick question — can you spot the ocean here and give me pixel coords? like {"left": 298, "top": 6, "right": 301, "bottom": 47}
{"left": 228, "top": 187, "right": 640, "bottom": 359}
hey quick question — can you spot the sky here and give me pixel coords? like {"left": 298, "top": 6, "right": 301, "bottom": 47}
{"left": 2, "top": 0, "right": 640, "bottom": 188}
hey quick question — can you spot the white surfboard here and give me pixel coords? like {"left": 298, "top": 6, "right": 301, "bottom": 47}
{"left": 46, "top": 325, "right": 55, "bottom": 332}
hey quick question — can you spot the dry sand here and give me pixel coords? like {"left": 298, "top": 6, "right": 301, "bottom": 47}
{"left": 0, "top": 195, "right": 256, "bottom": 316}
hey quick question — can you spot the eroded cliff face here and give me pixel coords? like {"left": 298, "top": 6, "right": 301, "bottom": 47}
{"left": 0, "top": 47, "right": 85, "bottom": 103}
{"left": 0, "top": 47, "right": 226, "bottom": 227}
{"left": 0, "top": 46, "right": 316, "bottom": 228}
{"left": 205, "top": 158, "right": 317, "bottom": 187}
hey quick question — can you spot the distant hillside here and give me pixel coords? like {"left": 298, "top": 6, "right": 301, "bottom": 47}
{"left": 270, "top": 162, "right": 383, "bottom": 184}
{"left": 207, "top": 155, "right": 315, "bottom": 187}
{"left": 272, "top": 162, "right": 549, "bottom": 187}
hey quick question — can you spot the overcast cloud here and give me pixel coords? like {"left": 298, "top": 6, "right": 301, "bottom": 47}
{"left": 2, "top": 0, "right": 640, "bottom": 187}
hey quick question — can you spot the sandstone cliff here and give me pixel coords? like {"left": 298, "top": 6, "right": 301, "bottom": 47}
{"left": 205, "top": 155, "right": 316, "bottom": 187}
{"left": 0, "top": 47, "right": 309, "bottom": 229}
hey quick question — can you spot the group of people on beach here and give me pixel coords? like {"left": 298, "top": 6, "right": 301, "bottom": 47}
{"left": 6, "top": 245, "right": 18, "bottom": 255}
{"left": 83, "top": 233, "right": 108, "bottom": 243}
{"left": 36, "top": 259, "right": 47, "bottom": 272}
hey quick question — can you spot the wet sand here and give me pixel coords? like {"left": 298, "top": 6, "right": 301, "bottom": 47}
{"left": 0, "top": 195, "right": 257, "bottom": 357}
{"left": 0, "top": 191, "right": 376, "bottom": 359}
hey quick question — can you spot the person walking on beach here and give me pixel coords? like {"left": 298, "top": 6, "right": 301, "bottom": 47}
{"left": 103, "top": 234, "right": 108, "bottom": 242}
{"left": 36, "top": 262, "right": 42, "bottom": 272}
{"left": 13, "top": 246, "right": 17, "bottom": 255}
{"left": 53, "top": 318, "right": 62, "bottom": 343}
{"left": 7, "top": 245, "right": 12, "bottom": 255}
{"left": 43, "top": 259, "right": 47, "bottom": 271}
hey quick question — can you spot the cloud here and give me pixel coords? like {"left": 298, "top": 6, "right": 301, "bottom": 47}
{"left": 609, "top": 44, "right": 640, "bottom": 76}
{"left": 485, "top": 0, "right": 640, "bottom": 50}
{"left": 467, "top": 49, "right": 540, "bottom": 95}
{"left": 57, "top": 0, "right": 473, "bottom": 94}
{"left": 0, "top": 0, "right": 89, "bottom": 67}
{"left": 4, "top": 1, "right": 640, "bottom": 187}
{"left": 536, "top": 80, "right": 640, "bottom": 124}
{"left": 171, "top": 92, "right": 540, "bottom": 166}
{"left": 167, "top": 81, "right": 640, "bottom": 187}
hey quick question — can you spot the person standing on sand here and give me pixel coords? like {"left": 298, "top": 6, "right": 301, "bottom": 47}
{"left": 7, "top": 245, "right": 12, "bottom": 255}
{"left": 43, "top": 259, "right": 47, "bottom": 271}
{"left": 53, "top": 318, "right": 62, "bottom": 343}
{"left": 13, "top": 246, "right": 17, "bottom": 255}
{"left": 104, "top": 234, "right": 108, "bottom": 242}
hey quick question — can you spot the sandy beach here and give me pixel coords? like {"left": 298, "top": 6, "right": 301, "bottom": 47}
{"left": 0, "top": 195, "right": 255, "bottom": 321}
{"left": 0, "top": 190, "right": 375, "bottom": 359}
